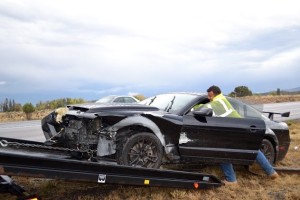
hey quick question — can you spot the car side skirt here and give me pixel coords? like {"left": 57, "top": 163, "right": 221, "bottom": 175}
{"left": 179, "top": 146, "right": 258, "bottom": 165}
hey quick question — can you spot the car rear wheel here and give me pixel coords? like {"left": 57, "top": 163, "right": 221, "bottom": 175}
{"left": 117, "top": 132, "right": 163, "bottom": 168}
{"left": 260, "top": 139, "right": 275, "bottom": 164}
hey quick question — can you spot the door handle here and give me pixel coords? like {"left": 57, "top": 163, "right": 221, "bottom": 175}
{"left": 250, "top": 125, "right": 259, "bottom": 133}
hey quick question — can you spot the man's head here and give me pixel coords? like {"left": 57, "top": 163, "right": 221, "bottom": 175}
{"left": 207, "top": 85, "right": 221, "bottom": 101}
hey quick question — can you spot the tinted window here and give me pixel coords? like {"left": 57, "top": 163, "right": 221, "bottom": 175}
{"left": 113, "top": 97, "right": 124, "bottom": 103}
{"left": 124, "top": 97, "right": 137, "bottom": 103}
{"left": 228, "top": 98, "right": 268, "bottom": 120}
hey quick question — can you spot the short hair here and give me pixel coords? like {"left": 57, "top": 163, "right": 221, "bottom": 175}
{"left": 207, "top": 85, "right": 221, "bottom": 95}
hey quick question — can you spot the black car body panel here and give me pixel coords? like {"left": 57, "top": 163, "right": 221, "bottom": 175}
{"left": 41, "top": 93, "right": 290, "bottom": 167}
{"left": 227, "top": 97, "right": 290, "bottom": 163}
{"left": 264, "top": 120, "right": 290, "bottom": 162}
{"left": 180, "top": 116, "right": 266, "bottom": 164}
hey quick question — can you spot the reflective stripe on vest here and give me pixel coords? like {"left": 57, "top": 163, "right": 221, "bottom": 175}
{"left": 216, "top": 98, "right": 233, "bottom": 117}
{"left": 206, "top": 104, "right": 216, "bottom": 116}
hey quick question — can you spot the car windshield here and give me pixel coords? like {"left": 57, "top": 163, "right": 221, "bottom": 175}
{"left": 96, "top": 96, "right": 116, "bottom": 103}
{"left": 139, "top": 93, "right": 198, "bottom": 113}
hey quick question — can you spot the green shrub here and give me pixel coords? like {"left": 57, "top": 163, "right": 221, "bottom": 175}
{"left": 23, "top": 103, "right": 35, "bottom": 120}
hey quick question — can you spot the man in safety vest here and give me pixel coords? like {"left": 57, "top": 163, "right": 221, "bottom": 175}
{"left": 204, "top": 85, "right": 279, "bottom": 185}
{"left": 205, "top": 86, "right": 240, "bottom": 118}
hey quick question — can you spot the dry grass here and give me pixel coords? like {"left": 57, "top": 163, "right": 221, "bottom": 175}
{"left": 0, "top": 109, "right": 52, "bottom": 122}
{"left": 1, "top": 120, "right": 300, "bottom": 200}
{"left": 238, "top": 94, "right": 300, "bottom": 104}
{"left": 277, "top": 120, "right": 300, "bottom": 168}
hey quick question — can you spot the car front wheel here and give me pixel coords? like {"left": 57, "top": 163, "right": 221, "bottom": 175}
{"left": 117, "top": 132, "right": 163, "bottom": 168}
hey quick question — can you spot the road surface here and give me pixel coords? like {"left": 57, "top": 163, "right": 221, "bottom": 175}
{"left": 262, "top": 101, "right": 300, "bottom": 121}
{"left": 0, "top": 120, "right": 44, "bottom": 142}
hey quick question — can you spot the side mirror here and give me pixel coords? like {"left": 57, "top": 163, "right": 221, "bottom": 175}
{"left": 193, "top": 108, "right": 213, "bottom": 117}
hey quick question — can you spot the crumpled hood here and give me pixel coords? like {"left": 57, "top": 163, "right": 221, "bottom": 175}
{"left": 67, "top": 103, "right": 160, "bottom": 113}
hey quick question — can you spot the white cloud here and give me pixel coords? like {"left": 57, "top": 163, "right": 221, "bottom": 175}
{"left": 262, "top": 48, "right": 300, "bottom": 69}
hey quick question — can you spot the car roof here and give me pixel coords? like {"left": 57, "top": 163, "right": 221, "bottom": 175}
{"left": 101, "top": 95, "right": 137, "bottom": 98}
{"left": 155, "top": 92, "right": 206, "bottom": 97}
{"left": 96, "top": 95, "right": 140, "bottom": 103}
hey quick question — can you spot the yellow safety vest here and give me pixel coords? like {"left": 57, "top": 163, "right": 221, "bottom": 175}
{"left": 204, "top": 94, "right": 241, "bottom": 118}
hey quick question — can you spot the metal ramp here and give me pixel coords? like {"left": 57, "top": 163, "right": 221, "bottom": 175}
{"left": 0, "top": 137, "right": 222, "bottom": 198}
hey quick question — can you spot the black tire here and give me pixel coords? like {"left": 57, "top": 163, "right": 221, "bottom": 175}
{"left": 260, "top": 139, "right": 275, "bottom": 164}
{"left": 117, "top": 132, "right": 163, "bottom": 168}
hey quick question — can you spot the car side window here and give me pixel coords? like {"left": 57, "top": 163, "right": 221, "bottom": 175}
{"left": 124, "top": 97, "right": 136, "bottom": 103}
{"left": 114, "top": 97, "right": 124, "bottom": 103}
{"left": 228, "top": 98, "right": 263, "bottom": 119}
{"left": 186, "top": 98, "right": 210, "bottom": 115}
{"left": 228, "top": 99, "right": 244, "bottom": 117}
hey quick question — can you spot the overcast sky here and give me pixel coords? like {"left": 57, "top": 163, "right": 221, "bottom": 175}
{"left": 0, "top": 0, "right": 300, "bottom": 104}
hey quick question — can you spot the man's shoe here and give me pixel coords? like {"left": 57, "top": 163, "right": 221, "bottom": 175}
{"left": 222, "top": 180, "right": 238, "bottom": 185}
{"left": 270, "top": 172, "right": 279, "bottom": 179}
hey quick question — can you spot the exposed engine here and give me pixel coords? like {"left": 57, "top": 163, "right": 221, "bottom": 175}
{"left": 61, "top": 116, "right": 101, "bottom": 152}
{"left": 42, "top": 107, "right": 118, "bottom": 158}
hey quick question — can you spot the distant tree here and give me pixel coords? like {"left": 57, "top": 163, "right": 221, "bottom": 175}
{"left": 12, "top": 100, "right": 15, "bottom": 111}
{"left": 14, "top": 103, "right": 22, "bottom": 112}
{"left": 8, "top": 99, "right": 13, "bottom": 111}
{"left": 134, "top": 94, "right": 146, "bottom": 101}
{"left": 233, "top": 86, "right": 253, "bottom": 97}
{"left": 23, "top": 103, "right": 35, "bottom": 120}
{"left": 0, "top": 98, "right": 22, "bottom": 112}
{"left": 36, "top": 101, "right": 45, "bottom": 110}
{"left": 228, "top": 92, "right": 236, "bottom": 97}
{"left": 66, "top": 98, "right": 85, "bottom": 105}
{"left": 3, "top": 98, "right": 8, "bottom": 112}
{"left": 35, "top": 98, "right": 86, "bottom": 111}
{"left": 277, "top": 88, "right": 281, "bottom": 95}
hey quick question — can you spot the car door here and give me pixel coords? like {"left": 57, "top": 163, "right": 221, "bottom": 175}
{"left": 178, "top": 112, "right": 266, "bottom": 165}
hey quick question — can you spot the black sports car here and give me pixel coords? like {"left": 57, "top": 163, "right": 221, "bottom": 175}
{"left": 41, "top": 92, "right": 290, "bottom": 168}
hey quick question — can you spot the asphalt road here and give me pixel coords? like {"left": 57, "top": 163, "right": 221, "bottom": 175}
{"left": 0, "top": 120, "right": 45, "bottom": 142}
{"left": 262, "top": 101, "right": 300, "bottom": 121}
{"left": 0, "top": 101, "right": 299, "bottom": 142}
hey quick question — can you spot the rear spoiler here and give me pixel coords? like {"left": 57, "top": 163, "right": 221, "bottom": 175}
{"left": 262, "top": 111, "right": 290, "bottom": 120}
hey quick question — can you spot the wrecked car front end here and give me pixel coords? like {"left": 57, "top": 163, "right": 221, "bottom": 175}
{"left": 41, "top": 103, "right": 172, "bottom": 161}
{"left": 42, "top": 108, "right": 114, "bottom": 156}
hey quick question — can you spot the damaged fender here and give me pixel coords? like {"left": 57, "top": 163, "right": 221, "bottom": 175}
{"left": 97, "top": 115, "right": 167, "bottom": 156}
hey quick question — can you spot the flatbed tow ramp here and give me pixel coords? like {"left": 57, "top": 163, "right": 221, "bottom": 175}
{"left": 0, "top": 137, "right": 222, "bottom": 199}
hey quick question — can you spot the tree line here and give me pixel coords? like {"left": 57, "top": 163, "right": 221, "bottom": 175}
{"left": 1, "top": 85, "right": 288, "bottom": 113}
{"left": 0, "top": 98, "right": 22, "bottom": 112}
{"left": 0, "top": 98, "right": 86, "bottom": 113}
{"left": 35, "top": 98, "right": 86, "bottom": 110}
